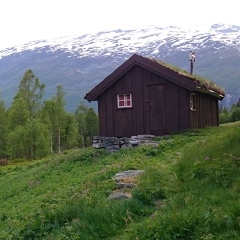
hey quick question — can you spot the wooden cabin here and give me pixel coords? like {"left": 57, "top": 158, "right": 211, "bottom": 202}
{"left": 84, "top": 54, "right": 225, "bottom": 137}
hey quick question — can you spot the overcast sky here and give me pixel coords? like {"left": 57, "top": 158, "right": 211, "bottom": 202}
{"left": 0, "top": 0, "right": 240, "bottom": 49}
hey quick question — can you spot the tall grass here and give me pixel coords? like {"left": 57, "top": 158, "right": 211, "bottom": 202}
{"left": 19, "top": 196, "right": 156, "bottom": 239}
{"left": 126, "top": 124, "right": 240, "bottom": 239}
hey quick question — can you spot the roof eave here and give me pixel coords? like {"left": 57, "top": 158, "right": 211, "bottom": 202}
{"left": 195, "top": 86, "right": 225, "bottom": 100}
{"left": 84, "top": 55, "right": 141, "bottom": 102}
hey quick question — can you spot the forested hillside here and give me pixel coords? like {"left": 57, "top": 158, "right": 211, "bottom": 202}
{"left": 0, "top": 70, "right": 98, "bottom": 160}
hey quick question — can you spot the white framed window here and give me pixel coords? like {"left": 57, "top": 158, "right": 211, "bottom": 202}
{"left": 117, "top": 93, "right": 132, "bottom": 108}
{"left": 190, "top": 93, "right": 196, "bottom": 111}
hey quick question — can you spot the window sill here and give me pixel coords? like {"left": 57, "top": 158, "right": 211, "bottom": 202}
{"left": 117, "top": 107, "right": 133, "bottom": 110}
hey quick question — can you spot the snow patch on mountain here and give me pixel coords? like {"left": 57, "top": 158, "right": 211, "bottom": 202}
{"left": 1, "top": 23, "right": 240, "bottom": 60}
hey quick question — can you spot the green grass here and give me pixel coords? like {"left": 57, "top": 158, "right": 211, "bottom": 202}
{"left": 1, "top": 123, "right": 240, "bottom": 239}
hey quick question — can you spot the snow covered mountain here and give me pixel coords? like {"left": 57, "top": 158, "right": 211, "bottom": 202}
{"left": 0, "top": 23, "right": 240, "bottom": 111}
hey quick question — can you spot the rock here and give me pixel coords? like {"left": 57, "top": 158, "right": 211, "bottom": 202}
{"left": 134, "top": 134, "right": 155, "bottom": 140}
{"left": 113, "top": 170, "right": 145, "bottom": 182}
{"left": 129, "top": 139, "right": 139, "bottom": 146}
{"left": 113, "top": 170, "right": 144, "bottom": 189}
{"left": 108, "top": 191, "right": 132, "bottom": 200}
{"left": 92, "top": 143, "right": 102, "bottom": 148}
{"left": 116, "top": 182, "right": 136, "bottom": 189}
{"left": 108, "top": 170, "right": 144, "bottom": 200}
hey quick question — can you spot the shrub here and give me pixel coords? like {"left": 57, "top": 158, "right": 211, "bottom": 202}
{"left": 70, "top": 148, "right": 107, "bottom": 164}
{"left": 219, "top": 112, "right": 230, "bottom": 124}
{"left": 230, "top": 108, "right": 240, "bottom": 122}
{"left": 0, "top": 158, "right": 8, "bottom": 166}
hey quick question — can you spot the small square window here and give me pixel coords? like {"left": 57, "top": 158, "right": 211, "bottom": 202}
{"left": 117, "top": 94, "right": 132, "bottom": 108}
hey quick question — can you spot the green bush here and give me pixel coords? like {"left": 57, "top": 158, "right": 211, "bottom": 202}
{"left": 219, "top": 112, "right": 230, "bottom": 124}
{"left": 230, "top": 108, "right": 240, "bottom": 122}
{"left": 70, "top": 148, "right": 107, "bottom": 164}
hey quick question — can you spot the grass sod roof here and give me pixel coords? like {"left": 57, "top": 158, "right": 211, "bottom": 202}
{"left": 85, "top": 54, "right": 225, "bottom": 102}
{"left": 150, "top": 58, "right": 225, "bottom": 98}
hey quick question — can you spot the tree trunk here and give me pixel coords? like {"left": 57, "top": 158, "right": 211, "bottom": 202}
{"left": 50, "top": 131, "right": 53, "bottom": 154}
{"left": 81, "top": 127, "right": 85, "bottom": 148}
{"left": 58, "top": 128, "right": 61, "bottom": 154}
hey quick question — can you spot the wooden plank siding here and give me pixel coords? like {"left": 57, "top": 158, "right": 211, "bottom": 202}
{"left": 98, "top": 65, "right": 197, "bottom": 137}
{"left": 165, "top": 82, "right": 178, "bottom": 133}
{"left": 132, "top": 66, "right": 144, "bottom": 135}
{"left": 142, "top": 67, "right": 151, "bottom": 134}
{"left": 190, "top": 92, "right": 219, "bottom": 129}
{"left": 177, "top": 87, "right": 191, "bottom": 131}
{"left": 98, "top": 88, "right": 114, "bottom": 136}
{"left": 86, "top": 54, "right": 224, "bottom": 137}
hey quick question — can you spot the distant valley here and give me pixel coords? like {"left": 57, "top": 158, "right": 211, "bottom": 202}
{"left": 0, "top": 23, "right": 240, "bottom": 111}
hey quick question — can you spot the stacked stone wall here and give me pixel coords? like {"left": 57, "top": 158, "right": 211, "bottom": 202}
{"left": 92, "top": 135, "right": 157, "bottom": 151}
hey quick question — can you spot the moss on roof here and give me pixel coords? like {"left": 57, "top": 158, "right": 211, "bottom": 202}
{"left": 150, "top": 58, "right": 225, "bottom": 97}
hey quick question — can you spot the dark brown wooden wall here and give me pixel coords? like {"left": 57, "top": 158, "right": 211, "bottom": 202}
{"left": 98, "top": 65, "right": 194, "bottom": 137}
{"left": 190, "top": 92, "right": 219, "bottom": 129}
{"left": 97, "top": 66, "right": 219, "bottom": 137}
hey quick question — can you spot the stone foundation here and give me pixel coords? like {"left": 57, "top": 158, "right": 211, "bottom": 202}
{"left": 92, "top": 135, "right": 157, "bottom": 151}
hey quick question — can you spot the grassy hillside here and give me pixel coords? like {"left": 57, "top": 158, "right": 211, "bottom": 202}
{"left": 1, "top": 122, "right": 240, "bottom": 239}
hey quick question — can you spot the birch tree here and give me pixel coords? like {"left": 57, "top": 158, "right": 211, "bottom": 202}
{"left": 6, "top": 70, "right": 48, "bottom": 159}
{"left": 0, "top": 98, "right": 7, "bottom": 157}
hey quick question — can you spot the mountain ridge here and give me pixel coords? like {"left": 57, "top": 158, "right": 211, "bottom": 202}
{"left": 0, "top": 23, "right": 240, "bottom": 111}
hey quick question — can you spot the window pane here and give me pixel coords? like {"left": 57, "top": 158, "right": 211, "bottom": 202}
{"left": 118, "top": 95, "right": 124, "bottom": 100}
{"left": 125, "top": 94, "right": 131, "bottom": 100}
{"left": 119, "top": 101, "right": 124, "bottom": 106}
